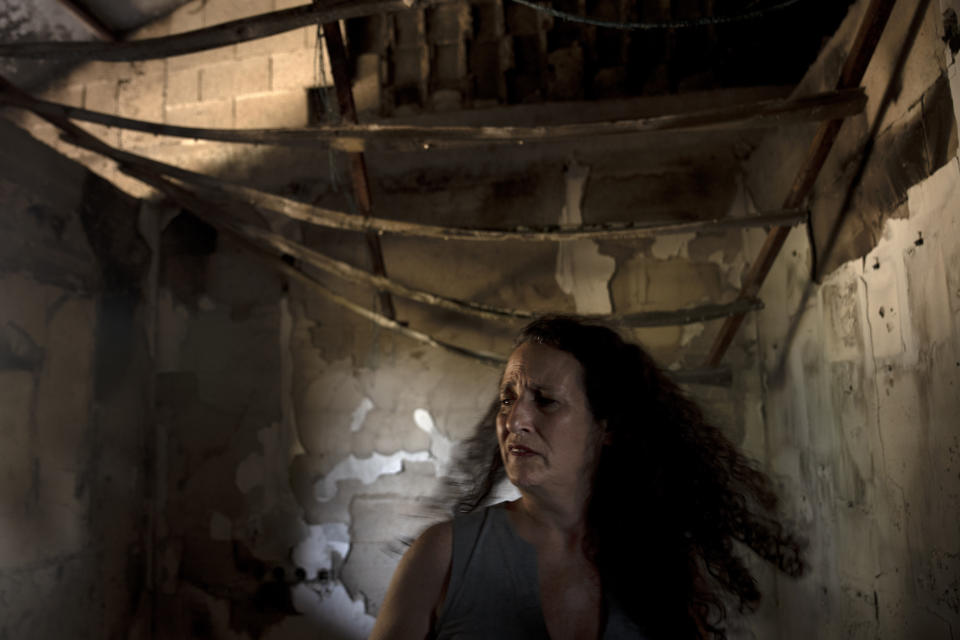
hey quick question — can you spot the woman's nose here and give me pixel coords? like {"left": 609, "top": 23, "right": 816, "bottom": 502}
{"left": 506, "top": 395, "right": 534, "bottom": 434}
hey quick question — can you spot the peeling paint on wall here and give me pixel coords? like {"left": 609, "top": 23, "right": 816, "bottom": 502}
{"left": 680, "top": 322, "right": 704, "bottom": 347}
{"left": 414, "top": 408, "right": 454, "bottom": 475}
{"left": 555, "top": 161, "right": 615, "bottom": 314}
{"left": 286, "top": 581, "right": 375, "bottom": 640}
{"left": 292, "top": 523, "right": 351, "bottom": 576}
{"left": 313, "top": 451, "right": 432, "bottom": 502}
{"left": 651, "top": 232, "right": 696, "bottom": 260}
{"left": 349, "top": 397, "right": 375, "bottom": 433}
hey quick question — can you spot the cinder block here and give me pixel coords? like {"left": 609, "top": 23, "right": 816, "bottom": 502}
{"left": 119, "top": 72, "right": 166, "bottom": 148}
{"left": 304, "top": 24, "right": 319, "bottom": 50}
{"left": 473, "top": 2, "right": 504, "bottom": 41}
{"left": 427, "top": 3, "right": 469, "bottom": 44}
{"left": 394, "top": 9, "right": 425, "bottom": 48}
{"left": 505, "top": 3, "right": 544, "bottom": 35}
{"left": 434, "top": 42, "right": 466, "bottom": 81}
{"left": 430, "top": 88, "right": 461, "bottom": 111}
{"left": 119, "top": 72, "right": 165, "bottom": 120}
{"left": 41, "top": 82, "right": 84, "bottom": 107}
{"left": 169, "top": 2, "right": 203, "bottom": 35}
{"left": 236, "top": 28, "right": 306, "bottom": 59}
{"left": 353, "top": 54, "right": 382, "bottom": 113}
{"left": 79, "top": 60, "right": 137, "bottom": 84}
{"left": 166, "top": 67, "right": 200, "bottom": 105}
{"left": 393, "top": 47, "right": 427, "bottom": 87}
{"left": 127, "top": 14, "right": 171, "bottom": 40}
{"left": 272, "top": 48, "right": 325, "bottom": 91}
{"left": 204, "top": 0, "right": 271, "bottom": 26}
{"left": 235, "top": 90, "right": 308, "bottom": 128}
{"left": 167, "top": 44, "right": 235, "bottom": 72}
{"left": 83, "top": 80, "right": 119, "bottom": 145}
{"left": 200, "top": 57, "right": 270, "bottom": 101}
{"left": 165, "top": 99, "right": 234, "bottom": 127}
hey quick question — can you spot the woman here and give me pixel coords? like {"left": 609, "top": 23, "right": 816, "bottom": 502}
{"left": 370, "top": 315, "right": 805, "bottom": 639}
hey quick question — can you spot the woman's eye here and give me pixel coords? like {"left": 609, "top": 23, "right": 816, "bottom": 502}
{"left": 499, "top": 396, "right": 513, "bottom": 407}
{"left": 536, "top": 396, "right": 557, "bottom": 407}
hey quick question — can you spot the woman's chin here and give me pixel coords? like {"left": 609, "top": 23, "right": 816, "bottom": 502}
{"left": 505, "top": 468, "right": 540, "bottom": 490}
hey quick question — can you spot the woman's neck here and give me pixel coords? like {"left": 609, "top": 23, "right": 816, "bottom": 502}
{"left": 511, "top": 490, "right": 590, "bottom": 548}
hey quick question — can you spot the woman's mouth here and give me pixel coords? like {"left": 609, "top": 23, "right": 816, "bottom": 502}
{"left": 508, "top": 444, "right": 537, "bottom": 457}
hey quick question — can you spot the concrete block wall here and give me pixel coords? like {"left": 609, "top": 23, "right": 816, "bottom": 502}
{"left": 14, "top": 0, "right": 331, "bottom": 199}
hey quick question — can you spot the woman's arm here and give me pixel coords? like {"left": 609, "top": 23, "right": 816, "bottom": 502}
{"left": 368, "top": 521, "right": 453, "bottom": 640}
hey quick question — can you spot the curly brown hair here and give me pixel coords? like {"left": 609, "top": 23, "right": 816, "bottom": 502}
{"left": 443, "top": 314, "right": 805, "bottom": 639}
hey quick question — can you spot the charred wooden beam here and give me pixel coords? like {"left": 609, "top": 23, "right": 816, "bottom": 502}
{"left": 704, "top": 0, "right": 898, "bottom": 367}
{"left": 1, "top": 88, "right": 866, "bottom": 150}
{"left": 0, "top": 0, "right": 410, "bottom": 61}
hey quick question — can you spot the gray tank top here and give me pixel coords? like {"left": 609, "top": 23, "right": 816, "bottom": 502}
{"left": 433, "top": 503, "right": 646, "bottom": 639}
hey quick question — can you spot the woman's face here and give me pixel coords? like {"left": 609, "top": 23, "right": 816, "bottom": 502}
{"left": 496, "top": 342, "right": 605, "bottom": 496}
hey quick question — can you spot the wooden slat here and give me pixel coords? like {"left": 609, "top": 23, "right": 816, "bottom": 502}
{"left": 704, "top": 0, "right": 898, "bottom": 367}
{"left": 0, "top": 88, "right": 866, "bottom": 150}
{"left": 0, "top": 0, "right": 410, "bottom": 61}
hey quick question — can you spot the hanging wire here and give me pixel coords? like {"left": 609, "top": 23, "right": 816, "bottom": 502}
{"left": 508, "top": 0, "right": 805, "bottom": 30}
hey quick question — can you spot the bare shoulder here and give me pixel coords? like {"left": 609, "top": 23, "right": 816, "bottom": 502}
{"left": 368, "top": 521, "right": 453, "bottom": 640}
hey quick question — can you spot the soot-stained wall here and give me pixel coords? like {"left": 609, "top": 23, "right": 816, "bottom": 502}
{"left": 0, "top": 116, "right": 151, "bottom": 638}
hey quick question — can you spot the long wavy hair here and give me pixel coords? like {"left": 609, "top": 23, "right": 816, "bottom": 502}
{"left": 441, "top": 314, "right": 805, "bottom": 639}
